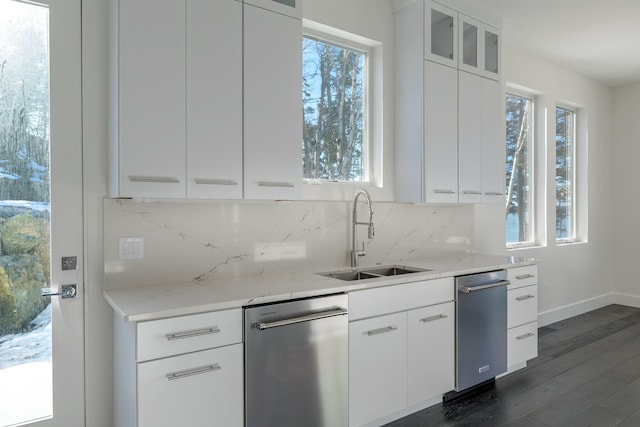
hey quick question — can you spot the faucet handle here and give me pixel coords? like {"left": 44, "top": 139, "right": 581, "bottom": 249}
{"left": 368, "top": 225, "right": 375, "bottom": 239}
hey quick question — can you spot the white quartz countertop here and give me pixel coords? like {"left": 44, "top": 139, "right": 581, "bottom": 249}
{"left": 104, "top": 253, "right": 537, "bottom": 322}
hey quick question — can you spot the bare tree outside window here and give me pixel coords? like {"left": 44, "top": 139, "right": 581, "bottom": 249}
{"left": 505, "top": 93, "right": 534, "bottom": 246}
{"left": 302, "top": 36, "right": 367, "bottom": 182}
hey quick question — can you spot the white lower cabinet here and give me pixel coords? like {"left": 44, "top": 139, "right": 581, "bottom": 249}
{"left": 349, "top": 312, "right": 408, "bottom": 427}
{"left": 114, "top": 308, "right": 244, "bottom": 427}
{"left": 506, "top": 266, "right": 539, "bottom": 370}
{"left": 138, "top": 344, "right": 243, "bottom": 427}
{"left": 407, "top": 302, "right": 455, "bottom": 407}
{"left": 348, "top": 278, "right": 455, "bottom": 426}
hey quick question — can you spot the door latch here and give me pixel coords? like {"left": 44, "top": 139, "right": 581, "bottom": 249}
{"left": 42, "top": 284, "right": 78, "bottom": 299}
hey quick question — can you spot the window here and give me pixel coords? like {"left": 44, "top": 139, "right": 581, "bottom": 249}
{"left": 505, "top": 92, "right": 535, "bottom": 246}
{"left": 302, "top": 34, "right": 368, "bottom": 182}
{"left": 555, "top": 106, "right": 576, "bottom": 241}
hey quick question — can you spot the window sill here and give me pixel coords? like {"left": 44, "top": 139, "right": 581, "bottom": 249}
{"left": 506, "top": 243, "right": 544, "bottom": 251}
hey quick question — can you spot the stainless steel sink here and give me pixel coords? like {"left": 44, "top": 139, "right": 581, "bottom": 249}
{"left": 318, "top": 265, "right": 430, "bottom": 281}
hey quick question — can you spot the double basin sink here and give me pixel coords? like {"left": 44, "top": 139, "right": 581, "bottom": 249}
{"left": 318, "top": 265, "right": 430, "bottom": 282}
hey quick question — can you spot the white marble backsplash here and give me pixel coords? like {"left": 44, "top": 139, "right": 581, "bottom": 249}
{"left": 103, "top": 198, "right": 474, "bottom": 289}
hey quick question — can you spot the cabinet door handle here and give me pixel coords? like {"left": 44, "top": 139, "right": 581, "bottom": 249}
{"left": 515, "top": 294, "right": 535, "bottom": 301}
{"left": 462, "top": 190, "right": 481, "bottom": 195}
{"left": 516, "top": 332, "right": 535, "bottom": 341}
{"left": 166, "top": 364, "right": 221, "bottom": 381}
{"left": 419, "top": 314, "right": 448, "bottom": 323}
{"left": 365, "top": 326, "right": 398, "bottom": 336}
{"left": 515, "top": 274, "right": 535, "bottom": 280}
{"left": 165, "top": 327, "right": 220, "bottom": 341}
{"left": 194, "top": 178, "right": 238, "bottom": 186}
{"left": 128, "top": 175, "right": 180, "bottom": 184}
{"left": 485, "top": 191, "right": 504, "bottom": 196}
{"left": 257, "top": 181, "right": 295, "bottom": 188}
{"left": 433, "top": 189, "right": 455, "bottom": 194}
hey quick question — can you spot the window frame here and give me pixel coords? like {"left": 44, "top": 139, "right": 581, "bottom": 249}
{"left": 555, "top": 104, "right": 578, "bottom": 243}
{"left": 301, "top": 30, "right": 371, "bottom": 183}
{"left": 505, "top": 89, "right": 538, "bottom": 249}
{"left": 300, "top": 20, "right": 384, "bottom": 201}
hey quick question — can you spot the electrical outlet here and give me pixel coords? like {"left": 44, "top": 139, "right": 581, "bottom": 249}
{"left": 119, "top": 237, "right": 144, "bottom": 260}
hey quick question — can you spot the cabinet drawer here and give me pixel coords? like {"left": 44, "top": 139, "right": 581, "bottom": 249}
{"left": 349, "top": 277, "right": 454, "bottom": 321}
{"left": 138, "top": 344, "right": 243, "bottom": 427}
{"left": 508, "top": 285, "right": 537, "bottom": 328}
{"left": 137, "top": 309, "right": 242, "bottom": 362}
{"left": 507, "top": 265, "right": 537, "bottom": 290}
{"left": 507, "top": 321, "right": 538, "bottom": 368}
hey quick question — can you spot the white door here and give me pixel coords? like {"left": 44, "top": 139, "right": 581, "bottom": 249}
{"left": 0, "top": 0, "right": 84, "bottom": 425}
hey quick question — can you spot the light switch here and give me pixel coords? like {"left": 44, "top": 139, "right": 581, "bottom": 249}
{"left": 119, "top": 237, "right": 144, "bottom": 260}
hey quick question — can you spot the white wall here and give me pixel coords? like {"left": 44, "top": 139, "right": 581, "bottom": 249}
{"left": 612, "top": 82, "right": 640, "bottom": 306}
{"left": 475, "top": 46, "right": 615, "bottom": 325}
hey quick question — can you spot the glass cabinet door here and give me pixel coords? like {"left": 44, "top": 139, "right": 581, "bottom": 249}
{"left": 462, "top": 21, "right": 478, "bottom": 68}
{"left": 425, "top": 1, "right": 457, "bottom": 66}
{"left": 484, "top": 27, "right": 500, "bottom": 79}
{"left": 244, "top": 0, "right": 301, "bottom": 19}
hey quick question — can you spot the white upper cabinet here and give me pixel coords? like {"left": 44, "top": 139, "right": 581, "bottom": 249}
{"left": 394, "top": 0, "right": 503, "bottom": 204}
{"left": 111, "top": 0, "right": 303, "bottom": 200}
{"left": 244, "top": 0, "right": 301, "bottom": 18}
{"left": 458, "top": 71, "right": 484, "bottom": 204}
{"left": 243, "top": 4, "right": 302, "bottom": 200}
{"left": 458, "top": 14, "right": 501, "bottom": 80}
{"left": 186, "top": 0, "right": 243, "bottom": 199}
{"left": 424, "top": 61, "right": 459, "bottom": 203}
{"left": 483, "top": 25, "right": 501, "bottom": 80}
{"left": 115, "top": 0, "right": 187, "bottom": 198}
{"left": 481, "top": 77, "right": 505, "bottom": 203}
{"left": 424, "top": 1, "right": 458, "bottom": 67}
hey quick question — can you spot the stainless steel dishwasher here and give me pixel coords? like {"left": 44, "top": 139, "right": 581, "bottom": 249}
{"left": 455, "top": 270, "right": 509, "bottom": 392}
{"left": 244, "top": 294, "right": 348, "bottom": 427}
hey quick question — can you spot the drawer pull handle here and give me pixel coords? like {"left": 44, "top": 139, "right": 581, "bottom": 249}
{"left": 433, "top": 189, "right": 455, "bottom": 194}
{"left": 167, "top": 364, "right": 221, "bottom": 381}
{"left": 194, "top": 178, "right": 238, "bottom": 186}
{"left": 515, "top": 274, "right": 535, "bottom": 280}
{"left": 462, "top": 190, "right": 481, "bottom": 195}
{"left": 485, "top": 191, "right": 504, "bottom": 196}
{"left": 165, "top": 327, "right": 220, "bottom": 341}
{"left": 419, "top": 314, "right": 448, "bottom": 323}
{"left": 257, "top": 181, "right": 295, "bottom": 188}
{"left": 365, "top": 326, "right": 398, "bottom": 336}
{"left": 516, "top": 332, "right": 535, "bottom": 341}
{"left": 515, "top": 294, "right": 535, "bottom": 301}
{"left": 128, "top": 175, "right": 180, "bottom": 184}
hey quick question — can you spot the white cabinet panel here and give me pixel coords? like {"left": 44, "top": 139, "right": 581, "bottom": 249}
{"left": 424, "top": 61, "right": 458, "bottom": 203}
{"left": 483, "top": 25, "right": 501, "bottom": 80}
{"left": 458, "top": 71, "right": 483, "bottom": 203}
{"left": 243, "top": 4, "right": 302, "bottom": 200}
{"left": 117, "top": 0, "right": 186, "bottom": 198}
{"left": 507, "top": 322, "right": 538, "bottom": 368}
{"left": 507, "top": 285, "right": 537, "bottom": 329}
{"left": 186, "top": 0, "right": 242, "bottom": 199}
{"left": 136, "top": 308, "right": 242, "bottom": 362}
{"left": 349, "top": 277, "right": 454, "bottom": 321}
{"left": 407, "top": 302, "right": 455, "bottom": 406}
{"left": 138, "top": 344, "right": 243, "bottom": 427}
{"left": 507, "top": 265, "right": 537, "bottom": 290}
{"left": 481, "top": 77, "right": 504, "bottom": 203}
{"left": 349, "top": 312, "right": 407, "bottom": 427}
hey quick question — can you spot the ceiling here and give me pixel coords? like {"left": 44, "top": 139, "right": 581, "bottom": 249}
{"left": 452, "top": 0, "right": 640, "bottom": 87}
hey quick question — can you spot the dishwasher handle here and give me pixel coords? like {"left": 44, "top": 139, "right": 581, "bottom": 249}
{"left": 255, "top": 307, "right": 348, "bottom": 330}
{"left": 459, "top": 280, "right": 510, "bottom": 294}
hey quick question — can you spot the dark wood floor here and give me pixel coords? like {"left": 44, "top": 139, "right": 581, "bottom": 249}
{"left": 386, "top": 304, "right": 640, "bottom": 427}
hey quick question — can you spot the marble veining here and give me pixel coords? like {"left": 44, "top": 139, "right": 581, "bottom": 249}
{"left": 104, "top": 198, "right": 475, "bottom": 290}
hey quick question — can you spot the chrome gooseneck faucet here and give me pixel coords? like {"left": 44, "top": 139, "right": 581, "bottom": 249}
{"left": 351, "top": 188, "right": 375, "bottom": 268}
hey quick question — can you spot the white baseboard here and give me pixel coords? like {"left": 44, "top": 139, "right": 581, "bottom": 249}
{"left": 611, "top": 292, "right": 640, "bottom": 308}
{"left": 538, "top": 293, "right": 614, "bottom": 327}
